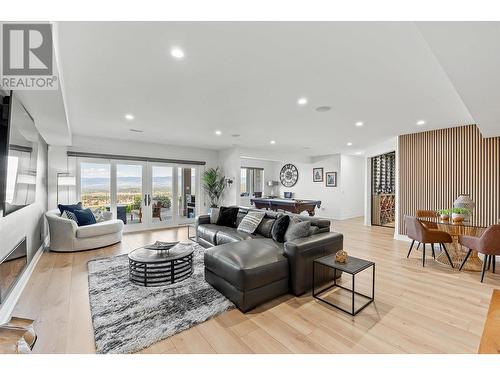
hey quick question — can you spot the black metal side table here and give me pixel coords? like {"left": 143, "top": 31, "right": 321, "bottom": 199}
{"left": 312, "top": 254, "right": 375, "bottom": 316}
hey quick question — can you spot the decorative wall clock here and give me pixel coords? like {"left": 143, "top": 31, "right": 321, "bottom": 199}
{"left": 280, "top": 163, "right": 299, "bottom": 187}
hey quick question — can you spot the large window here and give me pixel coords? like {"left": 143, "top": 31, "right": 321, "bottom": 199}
{"left": 240, "top": 167, "right": 264, "bottom": 197}
{"left": 80, "top": 162, "right": 111, "bottom": 213}
{"left": 151, "top": 165, "right": 173, "bottom": 222}
{"left": 76, "top": 158, "right": 199, "bottom": 231}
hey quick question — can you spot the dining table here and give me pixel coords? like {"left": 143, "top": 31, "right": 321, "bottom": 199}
{"left": 418, "top": 218, "right": 486, "bottom": 272}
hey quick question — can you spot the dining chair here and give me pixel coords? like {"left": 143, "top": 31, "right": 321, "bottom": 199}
{"left": 459, "top": 224, "right": 500, "bottom": 282}
{"left": 416, "top": 209, "right": 440, "bottom": 251}
{"left": 404, "top": 216, "right": 454, "bottom": 267}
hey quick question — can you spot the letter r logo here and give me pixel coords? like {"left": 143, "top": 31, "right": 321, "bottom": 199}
{"left": 2, "top": 24, "right": 53, "bottom": 76}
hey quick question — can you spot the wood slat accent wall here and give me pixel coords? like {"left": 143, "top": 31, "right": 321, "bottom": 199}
{"left": 398, "top": 124, "right": 500, "bottom": 235}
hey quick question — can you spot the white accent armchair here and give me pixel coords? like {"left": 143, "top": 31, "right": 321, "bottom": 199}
{"left": 45, "top": 209, "right": 124, "bottom": 252}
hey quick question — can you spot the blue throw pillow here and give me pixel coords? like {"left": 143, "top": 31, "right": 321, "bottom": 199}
{"left": 58, "top": 202, "right": 82, "bottom": 215}
{"left": 73, "top": 208, "right": 97, "bottom": 226}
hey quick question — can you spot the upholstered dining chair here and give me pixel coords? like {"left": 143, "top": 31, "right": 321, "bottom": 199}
{"left": 459, "top": 225, "right": 500, "bottom": 282}
{"left": 416, "top": 209, "right": 440, "bottom": 250}
{"left": 404, "top": 216, "right": 454, "bottom": 267}
{"left": 416, "top": 210, "right": 439, "bottom": 228}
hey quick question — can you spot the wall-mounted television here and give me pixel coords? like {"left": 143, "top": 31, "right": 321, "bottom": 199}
{"left": 0, "top": 92, "right": 40, "bottom": 216}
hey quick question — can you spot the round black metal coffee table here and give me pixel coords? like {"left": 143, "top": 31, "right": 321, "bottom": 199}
{"left": 128, "top": 243, "right": 194, "bottom": 286}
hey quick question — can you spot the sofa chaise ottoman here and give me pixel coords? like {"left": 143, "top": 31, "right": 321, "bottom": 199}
{"left": 204, "top": 238, "right": 289, "bottom": 312}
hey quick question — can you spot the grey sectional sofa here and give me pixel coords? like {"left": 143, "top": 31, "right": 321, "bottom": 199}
{"left": 196, "top": 207, "right": 344, "bottom": 312}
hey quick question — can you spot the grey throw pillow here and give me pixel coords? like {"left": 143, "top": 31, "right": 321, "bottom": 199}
{"left": 238, "top": 211, "right": 266, "bottom": 234}
{"left": 284, "top": 217, "right": 311, "bottom": 242}
{"left": 209, "top": 208, "right": 220, "bottom": 224}
{"left": 308, "top": 226, "right": 320, "bottom": 236}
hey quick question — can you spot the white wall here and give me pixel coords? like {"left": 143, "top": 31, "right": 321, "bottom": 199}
{"left": 217, "top": 147, "right": 241, "bottom": 207}
{"left": 340, "top": 155, "right": 365, "bottom": 219}
{"left": 239, "top": 147, "right": 312, "bottom": 164}
{"left": 48, "top": 145, "right": 76, "bottom": 209}
{"left": 276, "top": 154, "right": 342, "bottom": 219}
{"left": 271, "top": 154, "right": 365, "bottom": 220}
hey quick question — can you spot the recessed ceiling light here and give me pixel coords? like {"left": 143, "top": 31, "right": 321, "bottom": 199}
{"left": 270, "top": 140, "right": 276, "bottom": 145}
{"left": 355, "top": 151, "right": 363, "bottom": 155}
{"left": 215, "top": 130, "right": 222, "bottom": 136}
{"left": 125, "top": 114, "right": 134, "bottom": 120}
{"left": 347, "top": 142, "right": 353, "bottom": 146}
{"left": 129, "top": 128, "right": 143, "bottom": 133}
{"left": 355, "top": 121, "right": 364, "bottom": 127}
{"left": 315, "top": 106, "right": 331, "bottom": 112}
{"left": 297, "top": 97, "right": 308, "bottom": 106}
{"left": 170, "top": 47, "right": 185, "bottom": 59}
{"left": 416, "top": 120, "right": 426, "bottom": 126}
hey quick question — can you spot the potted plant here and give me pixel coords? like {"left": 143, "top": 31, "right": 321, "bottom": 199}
{"left": 437, "top": 209, "right": 451, "bottom": 222}
{"left": 451, "top": 208, "right": 469, "bottom": 223}
{"left": 202, "top": 167, "right": 227, "bottom": 208}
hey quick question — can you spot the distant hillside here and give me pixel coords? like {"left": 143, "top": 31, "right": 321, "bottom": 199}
{"left": 81, "top": 176, "right": 173, "bottom": 192}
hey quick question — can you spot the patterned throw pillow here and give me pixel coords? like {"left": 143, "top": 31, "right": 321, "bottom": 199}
{"left": 237, "top": 211, "right": 266, "bottom": 234}
{"left": 62, "top": 210, "right": 78, "bottom": 224}
{"left": 93, "top": 208, "right": 107, "bottom": 223}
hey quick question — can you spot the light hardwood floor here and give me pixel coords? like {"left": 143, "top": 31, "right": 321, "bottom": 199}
{"left": 12, "top": 217, "right": 499, "bottom": 354}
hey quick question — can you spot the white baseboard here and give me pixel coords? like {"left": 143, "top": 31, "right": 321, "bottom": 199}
{"left": 394, "top": 233, "right": 411, "bottom": 242}
{"left": 0, "top": 235, "right": 49, "bottom": 325}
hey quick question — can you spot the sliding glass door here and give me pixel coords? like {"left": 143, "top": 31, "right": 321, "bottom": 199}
{"left": 149, "top": 164, "right": 175, "bottom": 228}
{"left": 77, "top": 158, "right": 199, "bottom": 232}
{"left": 116, "top": 162, "right": 146, "bottom": 230}
{"left": 177, "top": 166, "right": 197, "bottom": 224}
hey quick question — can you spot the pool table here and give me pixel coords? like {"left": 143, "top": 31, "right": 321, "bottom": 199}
{"left": 250, "top": 198, "right": 322, "bottom": 216}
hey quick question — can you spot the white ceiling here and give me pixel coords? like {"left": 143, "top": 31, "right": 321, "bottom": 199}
{"left": 417, "top": 22, "right": 500, "bottom": 138}
{"left": 48, "top": 22, "right": 498, "bottom": 155}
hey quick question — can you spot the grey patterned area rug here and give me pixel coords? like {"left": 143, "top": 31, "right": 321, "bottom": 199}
{"left": 87, "top": 243, "right": 234, "bottom": 354}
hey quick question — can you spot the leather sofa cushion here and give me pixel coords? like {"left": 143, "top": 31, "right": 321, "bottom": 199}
{"left": 197, "top": 224, "right": 220, "bottom": 244}
{"left": 204, "top": 239, "right": 289, "bottom": 291}
{"left": 76, "top": 220, "right": 123, "bottom": 238}
{"left": 255, "top": 237, "right": 285, "bottom": 251}
{"left": 256, "top": 217, "right": 276, "bottom": 238}
{"left": 216, "top": 227, "right": 258, "bottom": 245}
